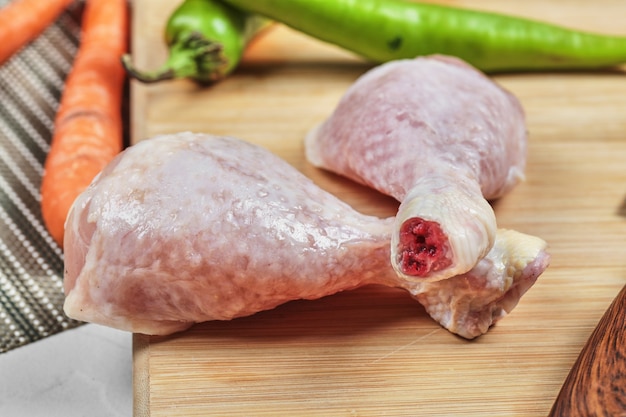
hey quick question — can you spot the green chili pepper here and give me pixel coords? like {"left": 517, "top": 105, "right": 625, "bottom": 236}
{"left": 122, "top": 0, "right": 270, "bottom": 83}
{"left": 221, "top": 0, "right": 626, "bottom": 73}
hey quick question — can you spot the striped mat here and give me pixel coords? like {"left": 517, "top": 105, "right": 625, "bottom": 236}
{"left": 0, "top": 1, "right": 85, "bottom": 353}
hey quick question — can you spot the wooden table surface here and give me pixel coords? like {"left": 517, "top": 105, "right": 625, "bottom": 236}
{"left": 129, "top": 1, "right": 626, "bottom": 415}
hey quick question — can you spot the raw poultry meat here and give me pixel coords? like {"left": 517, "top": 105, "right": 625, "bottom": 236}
{"left": 63, "top": 132, "right": 397, "bottom": 335}
{"left": 407, "top": 229, "right": 548, "bottom": 338}
{"left": 306, "top": 55, "right": 528, "bottom": 283}
{"left": 63, "top": 132, "right": 548, "bottom": 338}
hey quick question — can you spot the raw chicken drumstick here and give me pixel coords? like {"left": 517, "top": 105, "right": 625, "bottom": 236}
{"left": 63, "top": 132, "right": 548, "bottom": 338}
{"left": 63, "top": 132, "right": 396, "bottom": 335}
{"left": 306, "top": 55, "right": 528, "bottom": 283}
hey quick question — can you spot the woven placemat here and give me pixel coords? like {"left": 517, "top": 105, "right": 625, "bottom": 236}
{"left": 0, "top": 1, "right": 85, "bottom": 353}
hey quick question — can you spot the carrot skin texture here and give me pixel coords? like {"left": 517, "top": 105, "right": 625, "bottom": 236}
{"left": 222, "top": 0, "right": 626, "bottom": 72}
{"left": 41, "top": 0, "right": 128, "bottom": 247}
{"left": 0, "top": 0, "right": 75, "bottom": 64}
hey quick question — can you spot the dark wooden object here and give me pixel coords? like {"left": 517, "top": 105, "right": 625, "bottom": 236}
{"left": 548, "top": 284, "right": 626, "bottom": 417}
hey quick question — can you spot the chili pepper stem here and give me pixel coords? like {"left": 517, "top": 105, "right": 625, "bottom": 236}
{"left": 122, "top": 31, "right": 228, "bottom": 84}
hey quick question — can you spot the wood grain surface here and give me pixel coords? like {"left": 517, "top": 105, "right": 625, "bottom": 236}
{"left": 548, "top": 284, "right": 626, "bottom": 417}
{"left": 129, "top": 1, "right": 626, "bottom": 415}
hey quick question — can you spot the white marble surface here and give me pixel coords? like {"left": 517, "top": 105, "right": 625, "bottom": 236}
{"left": 0, "top": 324, "right": 132, "bottom": 417}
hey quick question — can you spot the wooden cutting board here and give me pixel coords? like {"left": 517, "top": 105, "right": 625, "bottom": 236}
{"left": 129, "top": 1, "right": 626, "bottom": 415}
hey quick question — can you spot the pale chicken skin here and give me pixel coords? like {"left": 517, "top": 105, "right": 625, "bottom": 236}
{"left": 63, "top": 132, "right": 396, "bottom": 335}
{"left": 63, "top": 132, "right": 548, "bottom": 339}
{"left": 306, "top": 55, "right": 528, "bottom": 283}
{"left": 407, "top": 230, "right": 548, "bottom": 338}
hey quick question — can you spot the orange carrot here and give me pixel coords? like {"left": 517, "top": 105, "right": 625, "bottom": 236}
{"left": 0, "top": 0, "right": 75, "bottom": 64}
{"left": 41, "top": 0, "right": 128, "bottom": 247}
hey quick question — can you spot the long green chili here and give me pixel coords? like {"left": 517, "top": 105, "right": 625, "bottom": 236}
{"left": 221, "top": 0, "right": 626, "bottom": 73}
{"left": 122, "top": 0, "right": 270, "bottom": 83}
